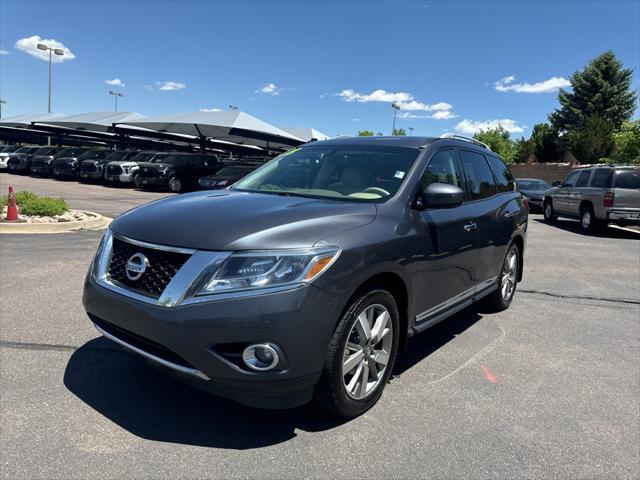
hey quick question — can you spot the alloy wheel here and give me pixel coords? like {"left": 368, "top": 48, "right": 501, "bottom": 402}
{"left": 501, "top": 248, "right": 518, "bottom": 302}
{"left": 170, "top": 177, "right": 182, "bottom": 192}
{"left": 581, "top": 209, "right": 591, "bottom": 230}
{"left": 342, "top": 304, "right": 393, "bottom": 400}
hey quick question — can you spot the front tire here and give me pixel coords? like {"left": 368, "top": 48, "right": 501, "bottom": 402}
{"left": 169, "top": 176, "right": 184, "bottom": 193}
{"left": 314, "top": 289, "right": 399, "bottom": 417}
{"left": 543, "top": 199, "right": 557, "bottom": 223}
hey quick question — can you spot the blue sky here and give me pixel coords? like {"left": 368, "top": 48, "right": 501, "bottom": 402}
{"left": 1, "top": 0, "right": 638, "bottom": 138}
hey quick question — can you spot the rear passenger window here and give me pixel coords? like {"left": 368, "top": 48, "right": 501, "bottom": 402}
{"left": 420, "top": 149, "right": 464, "bottom": 191}
{"left": 459, "top": 150, "right": 498, "bottom": 200}
{"left": 590, "top": 169, "right": 612, "bottom": 188}
{"left": 575, "top": 170, "right": 591, "bottom": 187}
{"left": 486, "top": 155, "right": 515, "bottom": 193}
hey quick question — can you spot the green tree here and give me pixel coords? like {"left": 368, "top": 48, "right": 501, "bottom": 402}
{"left": 550, "top": 51, "right": 636, "bottom": 132}
{"left": 530, "top": 123, "right": 560, "bottom": 163}
{"left": 473, "top": 126, "right": 516, "bottom": 163}
{"left": 392, "top": 128, "right": 406, "bottom": 136}
{"left": 610, "top": 120, "right": 640, "bottom": 164}
{"left": 513, "top": 137, "right": 534, "bottom": 163}
{"left": 568, "top": 115, "right": 615, "bottom": 164}
{"left": 358, "top": 130, "right": 374, "bottom": 136}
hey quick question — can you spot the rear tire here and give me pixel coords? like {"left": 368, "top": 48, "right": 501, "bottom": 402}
{"left": 313, "top": 289, "right": 399, "bottom": 417}
{"left": 482, "top": 243, "right": 520, "bottom": 312}
{"left": 133, "top": 173, "right": 143, "bottom": 189}
{"left": 543, "top": 199, "right": 557, "bottom": 223}
{"left": 579, "top": 204, "right": 602, "bottom": 234}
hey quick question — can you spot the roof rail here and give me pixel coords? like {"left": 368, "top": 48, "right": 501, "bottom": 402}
{"left": 439, "top": 133, "right": 492, "bottom": 151}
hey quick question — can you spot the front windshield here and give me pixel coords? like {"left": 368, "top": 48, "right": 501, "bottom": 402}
{"left": 517, "top": 179, "right": 550, "bottom": 190}
{"left": 151, "top": 153, "right": 172, "bottom": 163}
{"left": 56, "top": 148, "right": 87, "bottom": 158}
{"left": 155, "top": 154, "right": 190, "bottom": 166}
{"left": 33, "top": 147, "right": 57, "bottom": 155}
{"left": 77, "top": 150, "right": 109, "bottom": 160}
{"left": 105, "top": 151, "right": 132, "bottom": 162}
{"left": 1, "top": 146, "right": 19, "bottom": 153}
{"left": 233, "top": 145, "right": 420, "bottom": 202}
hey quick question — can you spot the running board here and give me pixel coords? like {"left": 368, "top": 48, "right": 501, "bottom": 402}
{"left": 409, "top": 282, "right": 498, "bottom": 336}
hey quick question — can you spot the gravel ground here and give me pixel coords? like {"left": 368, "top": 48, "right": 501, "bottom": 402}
{"left": 0, "top": 172, "right": 638, "bottom": 479}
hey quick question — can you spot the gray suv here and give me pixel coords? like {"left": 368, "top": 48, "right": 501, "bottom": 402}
{"left": 543, "top": 166, "right": 640, "bottom": 232}
{"left": 83, "top": 135, "right": 528, "bottom": 417}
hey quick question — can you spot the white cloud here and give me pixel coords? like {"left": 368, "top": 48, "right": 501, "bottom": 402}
{"left": 336, "top": 88, "right": 453, "bottom": 112}
{"left": 199, "top": 107, "right": 222, "bottom": 112}
{"left": 14, "top": 35, "right": 75, "bottom": 63}
{"left": 398, "top": 110, "right": 457, "bottom": 120}
{"left": 455, "top": 118, "right": 526, "bottom": 134}
{"left": 157, "top": 81, "right": 186, "bottom": 91}
{"left": 0, "top": 49, "right": 9, "bottom": 55}
{"left": 494, "top": 75, "right": 570, "bottom": 94}
{"left": 352, "top": 118, "right": 363, "bottom": 122}
{"left": 256, "top": 83, "right": 280, "bottom": 95}
{"left": 105, "top": 78, "right": 125, "bottom": 87}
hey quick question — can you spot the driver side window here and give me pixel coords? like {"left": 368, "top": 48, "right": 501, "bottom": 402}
{"left": 421, "top": 149, "right": 463, "bottom": 192}
{"left": 563, "top": 171, "right": 580, "bottom": 187}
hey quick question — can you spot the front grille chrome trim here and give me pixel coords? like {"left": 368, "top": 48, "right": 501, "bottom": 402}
{"left": 94, "top": 229, "right": 230, "bottom": 308}
{"left": 94, "top": 323, "right": 210, "bottom": 380}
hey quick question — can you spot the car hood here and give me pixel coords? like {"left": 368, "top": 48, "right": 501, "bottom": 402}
{"left": 138, "top": 162, "right": 169, "bottom": 170}
{"left": 108, "top": 161, "right": 138, "bottom": 167}
{"left": 110, "top": 190, "right": 377, "bottom": 251}
{"left": 53, "top": 156, "right": 79, "bottom": 163}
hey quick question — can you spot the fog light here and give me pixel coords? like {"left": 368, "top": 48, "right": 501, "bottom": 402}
{"left": 242, "top": 344, "right": 280, "bottom": 371}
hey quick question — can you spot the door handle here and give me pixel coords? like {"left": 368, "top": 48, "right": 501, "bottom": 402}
{"left": 464, "top": 222, "right": 477, "bottom": 232}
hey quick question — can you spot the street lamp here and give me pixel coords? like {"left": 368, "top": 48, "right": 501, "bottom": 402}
{"left": 408, "top": 127, "right": 414, "bottom": 136}
{"left": 37, "top": 43, "right": 64, "bottom": 113}
{"left": 0, "top": 99, "right": 6, "bottom": 120}
{"left": 391, "top": 102, "right": 401, "bottom": 135}
{"left": 109, "top": 90, "right": 124, "bottom": 112}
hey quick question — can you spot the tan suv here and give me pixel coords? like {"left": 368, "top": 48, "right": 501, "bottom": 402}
{"left": 543, "top": 165, "right": 640, "bottom": 232}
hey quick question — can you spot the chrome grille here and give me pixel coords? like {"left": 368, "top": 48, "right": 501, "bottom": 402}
{"left": 107, "top": 237, "right": 191, "bottom": 298}
{"left": 107, "top": 164, "right": 123, "bottom": 175}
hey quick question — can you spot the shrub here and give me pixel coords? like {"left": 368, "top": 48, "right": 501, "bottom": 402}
{"left": 2, "top": 191, "right": 68, "bottom": 217}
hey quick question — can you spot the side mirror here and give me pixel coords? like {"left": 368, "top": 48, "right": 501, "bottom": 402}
{"left": 416, "top": 183, "right": 465, "bottom": 209}
{"left": 552, "top": 180, "right": 562, "bottom": 187}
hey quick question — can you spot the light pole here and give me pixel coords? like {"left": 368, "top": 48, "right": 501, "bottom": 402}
{"left": 36, "top": 43, "right": 64, "bottom": 113}
{"left": 109, "top": 90, "right": 124, "bottom": 112}
{"left": 408, "top": 126, "right": 414, "bottom": 136}
{"left": 0, "top": 99, "right": 5, "bottom": 120}
{"left": 391, "top": 102, "right": 400, "bottom": 135}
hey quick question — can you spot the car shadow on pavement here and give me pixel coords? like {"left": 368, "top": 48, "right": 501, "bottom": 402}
{"left": 532, "top": 217, "right": 640, "bottom": 239}
{"left": 64, "top": 307, "right": 484, "bottom": 450}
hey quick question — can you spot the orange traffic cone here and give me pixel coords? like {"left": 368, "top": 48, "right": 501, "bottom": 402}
{"left": 6, "top": 186, "right": 19, "bottom": 221}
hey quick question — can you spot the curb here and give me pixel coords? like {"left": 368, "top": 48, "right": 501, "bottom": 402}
{"left": 0, "top": 211, "right": 112, "bottom": 234}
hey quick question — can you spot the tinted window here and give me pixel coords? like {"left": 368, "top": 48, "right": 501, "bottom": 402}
{"left": 421, "top": 149, "right": 463, "bottom": 190}
{"left": 590, "top": 169, "right": 612, "bottom": 188}
{"left": 33, "top": 147, "right": 56, "bottom": 155}
{"left": 562, "top": 171, "right": 580, "bottom": 187}
{"left": 459, "top": 150, "right": 497, "bottom": 200}
{"left": 575, "top": 170, "right": 591, "bottom": 187}
{"left": 77, "top": 150, "right": 109, "bottom": 160}
{"left": 217, "top": 166, "right": 255, "bottom": 176}
{"left": 613, "top": 169, "right": 640, "bottom": 189}
{"left": 487, "top": 155, "right": 515, "bottom": 193}
{"left": 161, "top": 155, "right": 190, "bottom": 166}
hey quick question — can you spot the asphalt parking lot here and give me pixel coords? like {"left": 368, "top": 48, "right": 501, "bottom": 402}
{"left": 1, "top": 172, "right": 639, "bottom": 479}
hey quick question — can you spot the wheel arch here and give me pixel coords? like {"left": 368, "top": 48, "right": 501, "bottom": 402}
{"left": 341, "top": 272, "right": 410, "bottom": 354}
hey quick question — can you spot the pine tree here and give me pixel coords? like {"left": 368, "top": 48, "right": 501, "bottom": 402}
{"left": 550, "top": 51, "right": 636, "bottom": 132}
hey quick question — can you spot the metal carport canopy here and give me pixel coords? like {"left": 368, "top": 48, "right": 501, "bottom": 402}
{"left": 120, "top": 110, "right": 304, "bottom": 150}
{"left": 32, "top": 111, "right": 146, "bottom": 133}
{"left": 279, "top": 127, "right": 331, "bottom": 142}
{"left": 0, "top": 112, "right": 67, "bottom": 128}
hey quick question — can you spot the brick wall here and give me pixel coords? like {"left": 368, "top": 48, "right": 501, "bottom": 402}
{"left": 509, "top": 163, "right": 574, "bottom": 184}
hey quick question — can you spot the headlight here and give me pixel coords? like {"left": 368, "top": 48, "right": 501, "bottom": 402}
{"left": 199, "top": 247, "right": 340, "bottom": 295}
{"left": 89, "top": 229, "right": 111, "bottom": 280}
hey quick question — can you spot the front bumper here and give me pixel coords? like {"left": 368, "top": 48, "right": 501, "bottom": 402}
{"left": 105, "top": 173, "right": 133, "bottom": 183}
{"left": 7, "top": 161, "right": 28, "bottom": 171}
{"left": 79, "top": 170, "right": 103, "bottom": 180}
{"left": 138, "top": 176, "right": 168, "bottom": 187}
{"left": 82, "top": 276, "right": 340, "bottom": 409}
{"left": 53, "top": 164, "right": 78, "bottom": 176}
{"left": 30, "top": 164, "right": 52, "bottom": 175}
